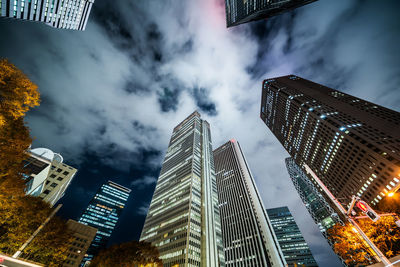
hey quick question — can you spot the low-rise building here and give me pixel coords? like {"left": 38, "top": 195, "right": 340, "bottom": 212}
{"left": 63, "top": 220, "right": 97, "bottom": 267}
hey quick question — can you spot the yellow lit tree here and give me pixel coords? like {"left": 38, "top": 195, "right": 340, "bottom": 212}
{"left": 328, "top": 216, "right": 400, "bottom": 266}
{"left": 0, "top": 59, "right": 72, "bottom": 265}
{"left": 0, "top": 58, "right": 39, "bottom": 180}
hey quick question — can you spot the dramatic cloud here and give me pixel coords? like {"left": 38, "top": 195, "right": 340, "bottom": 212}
{"left": 1, "top": 0, "right": 399, "bottom": 265}
{"left": 131, "top": 176, "right": 157, "bottom": 189}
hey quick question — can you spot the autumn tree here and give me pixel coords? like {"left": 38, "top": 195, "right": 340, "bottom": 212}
{"left": 0, "top": 194, "right": 73, "bottom": 265}
{"left": 21, "top": 216, "right": 73, "bottom": 266}
{"left": 0, "top": 59, "right": 40, "bottom": 123}
{"left": 0, "top": 58, "right": 39, "bottom": 180}
{"left": 0, "top": 59, "right": 72, "bottom": 265}
{"left": 328, "top": 216, "right": 400, "bottom": 266}
{"left": 90, "top": 240, "right": 163, "bottom": 267}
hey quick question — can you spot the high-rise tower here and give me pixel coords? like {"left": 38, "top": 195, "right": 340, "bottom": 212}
{"left": 260, "top": 75, "right": 400, "bottom": 206}
{"left": 267, "top": 206, "right": 317, "bottom": 267}
{"left": 78, "top": 181, "right": 131, "bottom": 265}
{"left": 140, "top": 111, "right": 224, "bottom": 267}
{"left": 0, "top": 0, "right": 94, "bottom": 30}
{"left": 225, "top": 0, "right": 317, "bottom": 28}
{"left": 214, "top": 140, "right": 286, "bottom": 267}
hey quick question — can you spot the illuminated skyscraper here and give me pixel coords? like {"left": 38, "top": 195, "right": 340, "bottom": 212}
{"left": 0, "top": 0, "right": 94, "bottom": 30}
{"left": 140, "top": 111, "right": 224, "bottom": 267}
{"left": 267, "top": 206, "right": 317, "bottom": 267}
{"left": 214, "top": 140, "right": 286, "bottom": 266}
{"left": 78, "top": 181, "right": 131, "bottom": 265}
{"left": 225, "top": 0, "right": 317, "bottom": 27}
{"left": 260, "top": 75, "right": 400, "bottom": 206}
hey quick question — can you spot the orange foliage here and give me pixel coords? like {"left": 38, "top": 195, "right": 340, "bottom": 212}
{"left": 0, "top": 59, "right": 40, "bottom": 123}
{"left": 328, "top": 216, "right": 400, "bottom": 266}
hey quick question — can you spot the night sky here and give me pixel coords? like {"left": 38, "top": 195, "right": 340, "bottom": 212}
{"left": 1, "top": 1, "right": 400, "bottom": 266}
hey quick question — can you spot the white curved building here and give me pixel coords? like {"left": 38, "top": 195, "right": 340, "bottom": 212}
{"left": 23, "top": 147, "right": 77, "bottom": 207}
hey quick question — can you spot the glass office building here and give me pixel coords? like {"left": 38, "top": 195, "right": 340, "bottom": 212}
{"left": 214, "top": 140, "right": 286, "bottom": 266}
{"left": 286, "top": 158, "right": 340, "bottom": 233}
{"left": 78, "top": 181, "right": 131, "bottom": 265}
{"left": 0, "top": 0, "right": 94, "bottom": 30}
{"left": 286, "top": 157, "right": 346, "bottom": 266}
{"left": 140, "top": 111, "right": 224, "bottom": 267}
{"left": 267, "top": 206, "right": 317, "bottom": 267}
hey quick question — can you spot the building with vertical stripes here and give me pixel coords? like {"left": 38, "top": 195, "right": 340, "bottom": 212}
{"left": 224, "top": 0, "right": 317, "bottom": 27}
{"left": 78, "top": 180, "right": 131, "bottom": 265}
{"left": 140, "top": 111, "right": 224, "bottom": 267}
{"left": 214, "top": 140, "right": 286, "bottom": 267}
{"left": 267, "top": 206, "right": 317, "bottom": 267}
{"left": 0, "top": 0, "right": 94, "bottom": 30}
{"left": 260, "top": 75, "right": 400, "bottom": 206}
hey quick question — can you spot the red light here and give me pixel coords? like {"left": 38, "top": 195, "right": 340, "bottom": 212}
{"left": 356, "top": 201, "right": 368, "bottom": 212}
{"left": 0, "top": 257, "right": 4, "bottom": 263}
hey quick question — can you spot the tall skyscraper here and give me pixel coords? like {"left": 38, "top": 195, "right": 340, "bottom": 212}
{"left": 286, "top": 157, "right": 346, "bottom": 266}
{"left": 267, "top": 206, "right": 317, "bottom": 267}
{"left": 63, "top": 220, "right": 97, "bottom": 267}
{"left": 214, "top": 140, "right": 286, "bottom": 267}
{"left": 260, "top": 75, "right": 400, "bottom": 206}
{"left": 140, "top": 111, "right": 224, "bottom": 267}
{"left": 225, "top": 0, "right": 317, "bottom": 27}
{"left": 23, "top": 147, "right": 76, "bottom": 207}
{"left": 0, "top": 0, "right": 94, "bottom": 30}
{"left": 78, "top": 180, "right": 131, "bottom": 265}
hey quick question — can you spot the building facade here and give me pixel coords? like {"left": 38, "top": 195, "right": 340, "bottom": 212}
{"left": 140, "top": 111, "right": 224, "bottom": 267}
{"left": 286, "top": 157, "right": 341, "bottom": 233}
{"left": 40, "top": 158, "right": 77, "bottom": 206}
{"left": 267, "top": 207, "right": 317, "bottom": 267}
{"left": 214, "top": 140, "right": 286, "bottom": 267}
{"left": 63, "top": 219, "right": 97, "bottom": 267}
{"left": 0, "top": 0, "right": 94, "bottom": 30}
{"left": 225, "top": 0, "right": 317, "bottom": 27}
{"left": 260, "top": 75, "right": 400, "bottom": 206}
{"left": 286, "top": 157, "right": 346, "bottom": 266}
{"left": 23, "top": 147, "right": 76, "bottom": 207}
{"left": 78, "top": 181, "right": 131, "bottom": 265}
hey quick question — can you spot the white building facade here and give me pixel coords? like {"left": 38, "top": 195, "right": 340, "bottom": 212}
{"left": 24, "top": 147, "right": 77, "bottom": 206}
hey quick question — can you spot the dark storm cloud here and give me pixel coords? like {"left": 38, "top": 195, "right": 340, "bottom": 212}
{"left": 192, "top": 86, "right": 217, "bottom": 116}
{"left": 1, "top": 1, "right": 400, "bottom": 266}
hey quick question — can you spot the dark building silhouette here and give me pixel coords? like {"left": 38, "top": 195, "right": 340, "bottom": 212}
{"left": 225, "top": 0, "right": 317, "bottom": 27}
{"left": 78, "top": 181, "right": 131, "bottom": 265}
{"left": 214, "top": 140, "right": 286, "bottom": 266}
{"left": 260, "top": 75, "right": 400, "bottom": 206}
{"left": 267, "top": 206, "right": 317, "bottom": 267}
